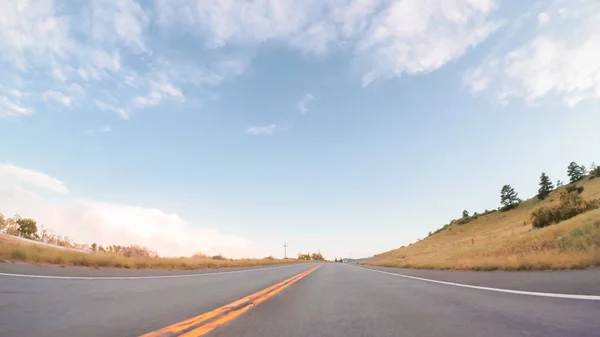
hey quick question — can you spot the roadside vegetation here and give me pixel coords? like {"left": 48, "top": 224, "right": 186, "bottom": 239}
{"left": 297, "top": 252, "right": 326, "bottom": 261}
{"left": 366, "top": 161, "right": 600, "bottom": 271}
{"left": 0, "top": 215, "right": 296, "bottom": 270}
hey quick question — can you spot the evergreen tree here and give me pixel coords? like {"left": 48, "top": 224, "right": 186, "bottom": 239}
{"left": 462, "top": 210, "right": 469, "bottom": 218}
{"left": 567, "top": 162, "right": 585, "bottom": 182}
{"left": 500, "top": 184, "right": 521, "bottom": 211}
{"left": 537, "top": 172, "right": 554, "bottom": 200}
{"left": 591, "top": 162, "right": 600, "bottom": 178}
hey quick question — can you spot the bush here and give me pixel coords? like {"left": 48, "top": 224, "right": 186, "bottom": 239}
{"left": 122, "top": 245, "right": 156, "bottom": 258}
{"left": 211, "top": 254, "right": 226, "bottom": 260}
{"left": 565, "top": 185, "right": 584, "bottom": 194}
{"left": 531, "top": 191, "right": 600, "bottom": 228}
{"left": 297, "top": 253, "right": 311, "bottom": 260}
{"left": 311, "top": 252, "right": 325, "bottom": 261}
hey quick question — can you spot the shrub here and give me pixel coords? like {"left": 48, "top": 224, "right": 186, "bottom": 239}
{"left": 311, "top": 252, "right": 325, "bottom": 261}
{"left": 531, "top": 191, "right": 600, "bottom": 228}
{"left": 565, "top": 185, "right": 584, "bottom": 194}
{"left": 122, "top": 245, "right": 156, "bottom": 258}
{"left": 297, "top": 253, "right": 311, "bottom": 260}
{"left": 211, "top": 254, "right": 226, "bottom": 260}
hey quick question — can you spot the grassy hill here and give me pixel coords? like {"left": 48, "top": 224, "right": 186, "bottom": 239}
{"left": 365, "top": 175, "right": 600, "bottom": 271}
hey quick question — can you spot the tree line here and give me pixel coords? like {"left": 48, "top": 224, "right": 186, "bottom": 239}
{"left": 498, "top": 161, "right": 598, "bottom": 211}
{"left": 0, "top": 213, "right": 158, "bottom": 258}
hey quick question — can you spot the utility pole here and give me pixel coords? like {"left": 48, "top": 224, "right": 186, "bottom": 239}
{"left": 283, "top": 242, "right": 288, "bottom": 259}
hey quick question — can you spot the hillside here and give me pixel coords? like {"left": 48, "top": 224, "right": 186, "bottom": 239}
{"left": 366, "top": 175, "right": 600, "bottom": 270}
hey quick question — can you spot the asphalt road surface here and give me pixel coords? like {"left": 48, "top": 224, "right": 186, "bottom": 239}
{"left": 1, "top": 263, "right": 599, "bottom": 337}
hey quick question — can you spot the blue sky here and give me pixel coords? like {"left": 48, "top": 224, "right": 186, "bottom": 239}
{"left": 1, "top": 0, "right": 599, "bottom": 259}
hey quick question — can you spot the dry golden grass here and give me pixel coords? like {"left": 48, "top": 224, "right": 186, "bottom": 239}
{"left": 0, "top": 237, "right": 298, "bottom": 270}
{"left": 366, "top": 176, "right": 600, "bottom": 271}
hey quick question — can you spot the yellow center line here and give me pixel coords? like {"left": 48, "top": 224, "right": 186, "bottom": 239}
{"left": 140, "top": 264, "right": 321, "bottom": 337}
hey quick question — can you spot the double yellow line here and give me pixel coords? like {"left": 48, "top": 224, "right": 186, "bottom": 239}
{"left": 140, "top": 264, "right": 321, "bottom": 337}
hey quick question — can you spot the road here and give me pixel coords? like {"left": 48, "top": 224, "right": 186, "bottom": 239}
{"left": 1, "top": 263, "right": 599, "bottom": 337}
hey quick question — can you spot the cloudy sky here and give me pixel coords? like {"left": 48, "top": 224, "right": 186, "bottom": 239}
{"left": 1, "top": 0, "right": 599, "bottom": 259}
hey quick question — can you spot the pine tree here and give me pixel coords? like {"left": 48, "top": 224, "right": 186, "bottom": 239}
{"left": 462, "top": 210, "right": 469, "bottom": 218}
{"left": 500, "top": 184, "right": 521, "bottom": 211}
{"left": 537, "top": 172, "right": 554, "bottom": 200}
{"left": 591, "top": 162, "right": 600, "bottom": 178}
{"left": 567, "top": 162, "right": 585, "bottom": 182}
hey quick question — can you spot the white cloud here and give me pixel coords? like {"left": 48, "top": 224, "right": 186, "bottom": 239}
{"left": 68, "top": 83, "right": 83, "bottom": 94}
{"left": 85, "top": 125, "right": 111, "bottom": 134}
{"left": 465, "top": 1, "right": 600, "bottom": 107}
{"left": 134, "top": 81, "right": 184, "bottom": 108}
{"left": 95, "top": 100, "right": 128, "bottom": 119}
{"left": 247, "top": 124, "right": 277, "bottom": 135}
{"left": 0, "top": 0, "right": 72, "bottom": 71}
{"left": 9, "top": 89, "right": 24, "bottom": 98}
{"left": 538, "top": 12, "right": 550, "bottom": 25}
{"left": 156, "top": 0, "right": 501, "bottom": 85}
{"left": 155, "top": 0, "right": 324, "bottom": 48}
{"left": 0, "top": 95, "right": 33, "bottom": 117}
{"left": 297, "top": 93, "right": 316, "bottom": 114}
{"left": 78, "top": 68, "right": 90, "bottom": 81}
{"left": 358, "top": 0, "right": 501, "bottom": 86}
{"left": 0, "top": 163, "right": 67, "bottom": 193}
{"left": 0, "top": 163, "right": 256, "bottom": 257}
{"left": 43, "top": 90, "right": 72, "bottom": 106}
{"left": 333, "top": 0, "right": 383, "bottom": 38}
{"left": 90, "top": 0, "right": 149, "bottom": 52}
{"left": 51, "top": 63, "right": 69, "bottom": 81}
{"left": 0, "top": 0, "right": 230, "bottom": 120}
{"left": 89, "top": 49, "right": 121, "bottom": 73}
{"left": 0, "top": 0, "right": 506, "bottom": 121}
{"left": 463, "top": 65, "right": 493, "bottom": 93}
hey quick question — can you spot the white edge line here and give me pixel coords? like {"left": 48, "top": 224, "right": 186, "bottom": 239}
{"left": 0, "top": 263, "right": 305, "bottom": 280}
{"left": 352, "top": 265, "right": 600, "bottom": 301}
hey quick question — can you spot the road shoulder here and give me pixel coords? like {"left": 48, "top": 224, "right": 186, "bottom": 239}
{"left": 356, "top": 264, "right": 600, "bottom": 295}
